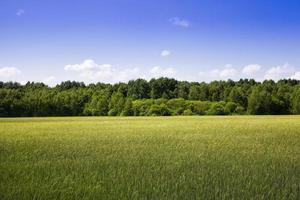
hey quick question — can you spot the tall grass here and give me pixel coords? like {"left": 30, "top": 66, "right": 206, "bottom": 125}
{"left": 0, "top": 116, "right": 299, "bottom": 199}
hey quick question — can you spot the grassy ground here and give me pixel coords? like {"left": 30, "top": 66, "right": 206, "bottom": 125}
{"left": 0, "top": 116, "right": 299, "bottom": 199}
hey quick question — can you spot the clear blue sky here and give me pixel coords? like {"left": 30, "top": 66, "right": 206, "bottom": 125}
{"left": 0, "top": 0, "right": 300, "bottom": 85}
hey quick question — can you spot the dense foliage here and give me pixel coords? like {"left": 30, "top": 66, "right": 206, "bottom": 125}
{"left": 0, "top": 78, "right": 300, "bottom": 116}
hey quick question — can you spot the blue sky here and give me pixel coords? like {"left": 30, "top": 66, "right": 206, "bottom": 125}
{"left": 0, "top": 0, "right": 300, "bottom": 85}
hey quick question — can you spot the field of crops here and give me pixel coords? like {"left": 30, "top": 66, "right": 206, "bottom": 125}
{"left": 0, "top": 116, "right": 299, "bottom": 199}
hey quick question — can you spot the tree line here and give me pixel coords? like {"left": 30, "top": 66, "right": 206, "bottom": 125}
{"left": 0, "top": 78, "right": 300, "bottom": 117}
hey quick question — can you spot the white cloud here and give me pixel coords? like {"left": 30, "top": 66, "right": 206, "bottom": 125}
{"left": 242, "top": 64, "right": 261, "bottom": 75}
{"left": 161, "top": 50, "right": 171, "bottom": 57}
{"left": 198, "top": 64, "right": 239, "bottom": 82}
{"left": 169, "top": 17, "right": 190, "bottom": 28}
{"left": 0, "top": 67, "right": 21, "bottom": 78}
{"left": 264, "top": 63, "right": 294, "bottom": 80}
{"left": 218, "top": 64, "right": 238, "bottom": 78}
{"left": 64, "top": 59, "right": 140, "bottom": 83}
{"left": 16, "top": 9, "right": 25, "bottom": 16}
{"left": 64, "top": 59, "right": 101, "bottom": 72}
{"left": 197, "top": 63, "right": 300, "bottom": 81}
{"left": 42, "top": 76, "right": 56, "bottom": 86}
{"left": 291, "top": 72, "right": 300, "bottom": 80}
{"left": 65, "top": 60, "right": 181, "bottom": 82}
{"left": 150, "top": 66, "right": 177, "bottom": 78}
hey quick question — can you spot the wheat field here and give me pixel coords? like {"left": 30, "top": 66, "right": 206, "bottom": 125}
{"left": 0, "top": 116, "right": 299, "bottom": 199}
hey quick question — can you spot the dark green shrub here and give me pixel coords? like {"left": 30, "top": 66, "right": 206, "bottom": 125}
{"left": 236, "top": 106, "right": 245, "bottom": 114}
{"left": 147, "top": 103, "right": 171, "bottom": 116}
{"left": 167, "top": 98, "right": 186, "bottom": 115}
{"left": 154, "top": 98, "right": 168, "bottom": 105}
{"left": 183, "top": 109, "right": 194, "bottom": 116}
{"left": 132, "top": 99, "right": 153, "bottom": 116}
{"left": 191, "top": 101, "right": 211, "bottom": 115}
{"left": 225, "top": 102, "right": 238, "bottom": 114}
{"left": 108, "top": 108, "right": 118, "bottom": 116}
{"left": 207, "top": 101, "right": 226, "bottom": 115}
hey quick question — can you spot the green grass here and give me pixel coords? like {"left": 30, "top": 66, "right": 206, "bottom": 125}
{"left": 0, "top": 116, "right": 299, "bottom": 199}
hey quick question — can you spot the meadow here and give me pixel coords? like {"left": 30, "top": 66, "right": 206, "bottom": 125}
{"left": 0, "top": 116, "right": 299, "bottom": 199}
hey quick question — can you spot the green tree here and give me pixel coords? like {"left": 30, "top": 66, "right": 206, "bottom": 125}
{"left": 109, "top": 92, "right": 125, "bottom": 116}
{"left": 188, "top": 85, "right": 201, "bottom": 100}
{"left": 247, "top": 87, "right": 273, "bottom": 114}
{"left": 291, "top": 86, "right": 300, "bottom": 114}
{"left": 127, "top": 79, "right": 150, "bottom": 99}
{"left": 150, "top": 77, "right": 178, "bottom": 99}
{"left": 228, "top": 86, "right": 247, "bottom": 107}
{"left": 84, "top": 89, "right": 110, "bottom": 116}
{"left": 121, "top": 98, "right": 134, "bottom": 116}
{"left": 176, "top": 81, "right": 190, "bottom": 99}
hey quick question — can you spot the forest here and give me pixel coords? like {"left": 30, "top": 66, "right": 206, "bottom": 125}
{"left": 0, "top": 78, "right": 300, "bottom": 117}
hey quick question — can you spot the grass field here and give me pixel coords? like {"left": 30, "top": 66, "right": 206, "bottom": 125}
{"left": 0, "top": 116, "right": 299, "bottom": 199}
